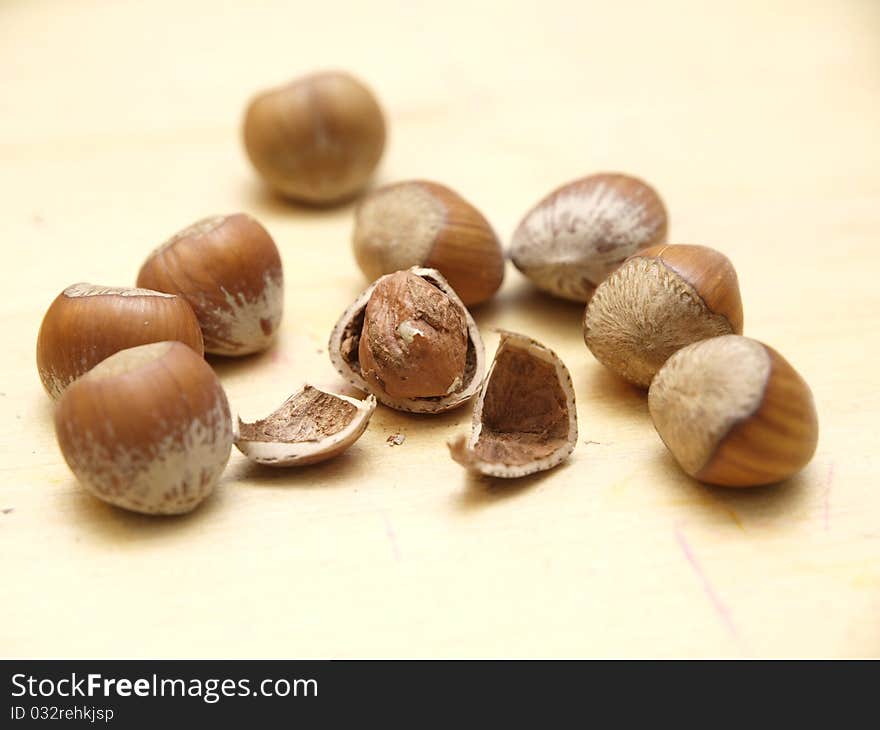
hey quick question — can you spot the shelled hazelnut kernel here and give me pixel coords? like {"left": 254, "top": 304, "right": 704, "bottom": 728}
{"left": 54, "top": 341, "right": 233, "bottom": 515}
{"left": 648, "top": 335, "right": 819, "bottom": 487}
{"left": 352, "top": 181, "right": 504, "bottom": 306}
{"left": 243, "top": 71, "right": 386, "bottom": 204}
{"left": 329, "top": 267, "right": 485, "bottom": 413}
{"left": 583, "top": 244, "right": 743, "bottom": 387}
{"left": 510, "top": 172, "right": 668, "bottom": 301}
{"left": 137, "top": 213, "right": 283, "bottom": 356}
{"left": 36, "top": 283, "right": 204, "bottom": 399}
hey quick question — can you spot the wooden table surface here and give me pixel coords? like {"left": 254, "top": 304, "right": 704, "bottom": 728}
{"left": 2, "top": 0, "right": 878, "bottom": 658}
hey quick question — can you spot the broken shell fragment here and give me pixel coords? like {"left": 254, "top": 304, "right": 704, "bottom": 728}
{"left": 448, "top": 331, "right": 578, "bottom": 478}
{"left": 234, "top": 386, "right": 376, "bottom": 466}
{"left": 329, "top": 267, "right": 485, "bottom": 413}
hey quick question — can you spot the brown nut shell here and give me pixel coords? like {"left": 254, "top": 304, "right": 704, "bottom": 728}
{"left": 648, "top": 335, "right": 819, "bottom": 487}
{"left": 54, "top": 341, "right": 233, "bottom": 514}
{"left": 329, "top": 267, "right": 485, "bottom": 413}
{"left": 243, "top": 71, "right": 386, "bottom": 204}
{"left": 234, "top": 386, "right": 376, "bottom": 467}
{"left": 36, "top": 283, "right": 204, "bottom": 399}
{"left": 352, "top": 180, "right": 504, "bottom": 305}
{"left": 448, "top": 331, "right": 578, "bottom": 478}
{"left": 510, "top": 172, "right": 668, "bottom": 302}
{"left": 137, "top": 213, "right": 284, "bottom": 356}
{"left": 583, "top": 243, "right": 743, "bottom": 388}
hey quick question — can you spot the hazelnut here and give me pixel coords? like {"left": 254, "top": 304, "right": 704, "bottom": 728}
{"left": 36, "top": 283, "right": 204, "bottom": 399}
{"left": 54, "top": 341, "right": 233, "bottom": 514}
{"left": 583, "top": 243, "right": 743, "bottom": 387}
{"left": 352, "top": 180, "right": 504, "bottom": 305}
{"left": 329, "top": 267, "right": 485, "bottom": 413}
{"left": 510, "top": 172, "right": 668, "bottom": 301}
{"left": 648, "top": 335, "right": 819, "bottom": 487}
{"left": 137, "top": 213, "right": 284, "bottom": 356}
{"left": 234, "top": 386, "right": 376, "bottom": 467}
{"left": 242, "top": 71, "right": 386, "bottom": 204}
{"left": 449, "top": 331, "right": 577, "bottom": 478}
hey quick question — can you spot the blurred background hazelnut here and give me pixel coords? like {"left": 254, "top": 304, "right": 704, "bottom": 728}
{"left": 243, "top": 71, "right": 386, "bottom": 205}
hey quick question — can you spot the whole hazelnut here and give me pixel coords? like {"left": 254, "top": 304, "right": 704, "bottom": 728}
{"left": 36, "top": 283, "right": 204, "bottom": 399}
{"left": 54, "top": 341, "right": 233, "bottom": 514}
{"left": 648, "top": 335, "right": 819, "bottom": 487}
{"left": 583, "top": 244, "right": 743, "bottom": 387}
{"left": 137, "top": 213, "right": 284, "bottom": 356}
{"left": 329, "top": 267, "right": 485, "bottom": 413}
{"left": 242, "top": 71, "right": 386, "bottom": 204}
{"left": 352, "top": 180, "right": 504, "bottom": 306}
{"left": 510, "top": 172, "right": 668, "bottom": 301}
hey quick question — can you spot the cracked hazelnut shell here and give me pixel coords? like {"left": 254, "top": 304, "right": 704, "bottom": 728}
{"left": 510, "top": 172, "right": 668, "bottom": 302}
{"left": 137, "top": 213, "right": 284, "bottom": 356}
{"left": 352, "top": 180, "right": 504, "bottom": 306}
{"left": 234, "top": 385, "right": 376, "bottom": 467}
{"left": 243, "top": 71, "right": 386, "bottom": 204}
{"left": 448, "top": 331, "right": 578, "bottom": 478}
{"left": 54, "top": 341, "right": 233, "bottom": 514}
{"left": 648, "top": 335, "right": 819, "bottom": 487}
{"left": 36, "top": 283, "right": 204, "bottom": 399}
{"left": 583, "top": 243, "right": 743, "bottom": 388}
{"left": 329, "top": 267, "right": 485, "bottom": 413}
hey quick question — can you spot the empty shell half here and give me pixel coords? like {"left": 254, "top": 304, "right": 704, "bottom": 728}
{"left": 329, "top": 267, "right": 485, "bottom": 413}
{"left": 448, "top": 331, "right": 578, "bottom": 477}
{"left": 234, "top": 385, "right": 376, "bottom": 466}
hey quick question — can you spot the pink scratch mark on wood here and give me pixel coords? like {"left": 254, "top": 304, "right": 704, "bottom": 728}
{"left": 381, "top": 512, "right": 402, "bottom": 562}
{"left": 675, "top": 526, "right": 739, "bottom": 641}
{"left": 823, "top": 462, "right": 835, "bottom": 532}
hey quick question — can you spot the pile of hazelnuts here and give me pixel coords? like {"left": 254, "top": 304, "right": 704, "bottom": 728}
{"left": 37, "top": 71, "right": 819, "bottom": 516}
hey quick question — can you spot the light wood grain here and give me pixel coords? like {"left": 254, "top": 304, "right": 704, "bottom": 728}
{"left": 1, "top": 0, "right": 879, "bottom": 658}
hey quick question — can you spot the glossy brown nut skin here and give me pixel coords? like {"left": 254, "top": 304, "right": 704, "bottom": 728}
{"left": 36, "top": 284, "right": 204, "bottom": 399}
{"left": 583, "top": 243, "right": 743, "bottom": 387}
{"left": 649, "top": 336, "right": 818, "bottom": 487}
{"left": 243, "top": 71, "right": 386, "bottom": 204}
{"left": 697, "top": 346, "right": 818, "bottom": 486}
{"left": 54, "top": 342, "right": 233, "bottom": 514}
{"left": 352, "top": 181, "right": 504, "bottom": 306}
{"left": 137, "top": 213, "right": 284, "bottom": 356}
{"left": 641, "top": 244, "right": 744, "bottom": 334}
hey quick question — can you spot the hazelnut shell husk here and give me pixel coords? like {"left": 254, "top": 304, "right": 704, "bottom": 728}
{"left": 36, "top": 283, "right": 204, "bottom": 399}
{"left": 352, "top": 180, "right": 505, "bottom": 306}
{"left": 329, "top": 267, "right": 485, "bottom": 413}
{"left": 448, "top": 331, "right": 578, "bottom": 478}
{"left": 583, "top": 243, "right": 744, "bottom": 388}
{"left": 648, "top": 335, "right": 819, "bottom": 487}
{"left": 54, "top": 341, "right": 233, "bottom": 515}
{"left": 510, "top": 172, "right": 668, "bottom": 302}
{"left": 234, "top": 386, "right": 376, "bottom": 467}
{"left": 242, "top": 70, "right": 386, "bottom": 204}
{"left": 137, "top": 213, "right": 284, "bottom": 356}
